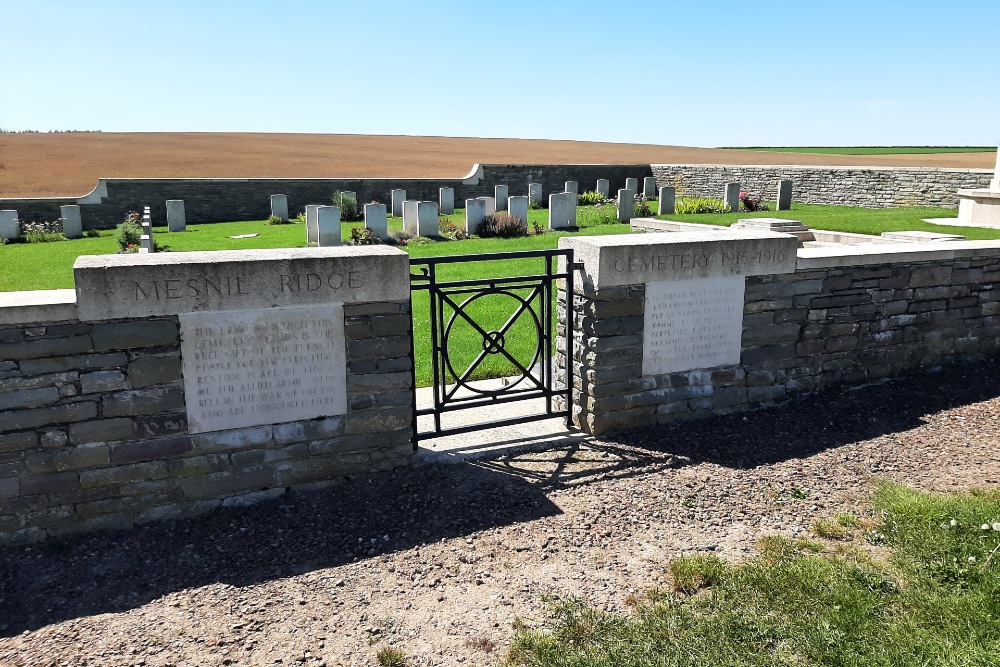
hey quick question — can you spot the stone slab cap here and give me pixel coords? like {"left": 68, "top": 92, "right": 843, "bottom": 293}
{"left": 559, "top": 231, "right": 798, "bottom": 289}
{"left": 0, "top": 289, "right": 78, "bottom": 326}
{"left": 880, "top": 230, "right": 965, "bottom": 242}
{"left": 73, "top": 246, "right": 410, "bottom": 321}
{"left": 797, "top": 239, "right": 1000, "bottom": 269}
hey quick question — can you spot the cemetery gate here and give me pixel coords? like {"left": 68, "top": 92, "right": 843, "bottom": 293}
{"left": 409, "top": 249, "right": 575, "bottom": 444}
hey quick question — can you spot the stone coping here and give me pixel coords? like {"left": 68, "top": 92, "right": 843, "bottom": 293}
{"left": 654, "top": 164, "right": 993, "bottom": 174}
{"left": 797, "top": 240, "right": 1000, "bottom": 269}
{"left": 0, "top": 289, "right": 78, "bottom": 326}
{"left": 957, "top": 188, "right": 1000, "bottom": 199}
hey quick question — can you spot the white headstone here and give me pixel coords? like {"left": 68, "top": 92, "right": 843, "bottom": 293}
{"left": 465, "top": 198, "right": 487, "bottom": 234}
{"left": 316, "top": 205, "right": 341, "bottom": 246}
{"left": 402, "top": 200, "right": 419, "bottom": 235}
{"left": 391, "top": 189, "right": 406, "bottom": 217}
{"left": 494, "top": 185, "right": 509, "bottom": 211}
{"left": 508, "top": 196, "right": 529, "bottom": 226}
{"left": 617, "top": 189, "right": 633, "bottom": 223}
{"left": 625, "top": 177, "right": 639, "bottom": 192}
{"left": 0, "top": 210, "right": 18, "bottom": 241}
{"left": 658, "top": 187, "right": 676, "bottom": 215}
{"left": 776, "top": 180, "right": 793, "bottom": 211}
{"left": 416, "top": 201, "right": 439, "bottom": 237}
{"left": 166, "top": 200, "right": 186, "bottom": 232}
{"left": 565, "top": 181, "right": 578, "bottom": 194}
{"left": 548, "top": 193, "right": 575, "bottom": 229}
{"left": 364, "top": 203, "right": 389, "bottom": 240}
{"left": 305, "top": 204, "right": 320, "bottom": 244}
{"left": 528, "top": 183, "right": 542, "bottom": 205}
{"left": 439, "top": 187, "right": 455, "bottom": 215}
{"left": 596, "top": 179, "right": 610, "bottom": 197}
{"left": 643, "top": 177, "right": 656, "bottom": 198}
{"left": 60, "top": 205, "right": 83, "bottom": 239}
{"left": 270, "top": 194, "right": 289, "bottom": 222}
{"left": 724, "top": 182, "right": 741, "bottom": 213}
{"left": 477, "top": 196, "right": 496, "bottom": 217}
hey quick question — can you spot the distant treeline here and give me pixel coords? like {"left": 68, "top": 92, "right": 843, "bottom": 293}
{"left": 0, "top": 129, "right": 104, "bottom": 133}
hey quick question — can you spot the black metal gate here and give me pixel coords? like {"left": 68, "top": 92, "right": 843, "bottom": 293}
{"left": 409, "top": 249, "right": 574, "bottom": 443}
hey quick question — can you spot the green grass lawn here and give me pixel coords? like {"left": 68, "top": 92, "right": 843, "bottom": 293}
{"left": 729, "top": 146, "right": 995, "bottom": 155}
{"left": 501, "top": 483, "right": 1000, "bottom": 666}
{"left": 657, "top": 202, "right": 1000, "bottom": 240}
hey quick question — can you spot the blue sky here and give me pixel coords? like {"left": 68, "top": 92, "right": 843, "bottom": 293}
{"left": 3, "top": 0, "right": 998, "bottom": 147}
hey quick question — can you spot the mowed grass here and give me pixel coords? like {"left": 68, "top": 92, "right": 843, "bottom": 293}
{"left": 732, "top": 146, "right": 996, "bottom": 155}
{"left": 502, "top": 483, "right": 1000, "bottom": 666}
{"left": 657, "top": 202, "right": 1000, "bottom": 240}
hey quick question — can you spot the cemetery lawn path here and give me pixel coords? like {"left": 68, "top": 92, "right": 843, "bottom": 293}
{"left": 2, "top": 358, "right": 1000, "bottom": 666}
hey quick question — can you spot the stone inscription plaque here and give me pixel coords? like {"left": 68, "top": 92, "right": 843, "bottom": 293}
{"left": 642, "top": 276, "right": 745, "bottom": 376}
{"left": 179, "top": 305, "right": 347, "bottom": 434}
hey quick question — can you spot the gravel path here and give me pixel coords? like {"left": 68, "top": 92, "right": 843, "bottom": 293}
{"left": 3, "top": 358, "right": 1000, "bottom": 666}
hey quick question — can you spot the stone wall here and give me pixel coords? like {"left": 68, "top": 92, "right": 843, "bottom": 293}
{"left": 562, "top": 235, "right": 1000, "bottom": 435}
{"left": 651, "top": 164, "right": 992, "bottom": 208}
{"left": 0, "top": 164, "right": 651, "bottom": 229}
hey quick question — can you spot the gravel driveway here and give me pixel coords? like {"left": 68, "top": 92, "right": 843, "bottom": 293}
{"left": 3, "top": 358, "right": 999, "bottom": 666}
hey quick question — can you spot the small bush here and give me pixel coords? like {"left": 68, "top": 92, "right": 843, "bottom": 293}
{"left": 375, "top": 647, "right": 408, "bottom": 667}
{"left": 813, "top": 518, "right": 850, "bottom": 540}
{"left": 116, "top": 212, "right": 142, "bottom": 251}
{"left": 633, "top": 194, "right": 653, "bottom": 217}
{"left": 669, "top": 554, "right": 727, "bottom": 594}
{"left": 528, "top": 198, "right": 545, "bottom": 210}
{"left": 349, "top": 226, "right": 381, "bottom": 245}
{"left": 674, "top": 197, "right": 727, "bottom": 214}
{"left": 532, "top": 221, "right": 545, "bottom": 236}
{"left": 578, "top": 203, "right": 619, "bottom": 225}
{"left": 438, "top": 218, "right": 469, "bottom": 240}
{"left": 295, "top": 212, "right": 307, "bottom": 223}
{"left": 577, "top": 190, "right": 607, "bottom": 206}
{"left": 476, "top": 212, "right": 528, "bottom": 238}
{"left": 333, "top": 191, "right": 361, "bottom": 221}
{"left": 19, "top": 219, "right": 64, "bottom": 243}
{"left": 84, "top": 229, "right": 101, "bottom": 238}
{"left": 266, "top": 214, "right": 288, "bottom": 225}
{"left": 387, "top": 230, "right": 412, "bottom": 247}
{"left": 740, "top": 191, "right": 769, "bottom": 212}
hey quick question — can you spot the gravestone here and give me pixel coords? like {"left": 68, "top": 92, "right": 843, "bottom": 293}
{"left": 548, "top": 192, "right": 575, "bottom": 229}
{"left": 724, "top": 182, "right": 741, "bottom": 213}
{"left": 658, "top": 187, "right": 676, "bottom": 215}
{"left": 477, "top": 196, "right": 496, "bottom": 217}
{"left": 404, "top": 201, "right": 438, "bottom": 237}
{"left": 305, "top": 204, "right": 320, "bottom": 244}
{"left": 776, "top": 180, "right": 793, "bottom": 211}
{"left": 528, "top": 183, "right": 542, "bottom": 205}
{"left": 316, "top": 205, "right": 341, "bottom": 246}
{"left": 166, "top": 200, "right": 186, "bottom": 232}
{"left": 465, "top": 198, "right": 487, "bottom": 234}
{"left": 625, "top": 177, "right": 639, "bottom": 193}
{"left": 508, "top": 196, "right": 528, "bottom": 225}
{"left": 495, "top": 185, "right": 509, "bottom": 210}
{"left": 60, "top": 205, "right": 82, "bottom": 239}
{"left": 270, "top": 194, "right": 289, "bottom": 222}
{"left": 0, "top": 210, "right": 18, "bottom": 241}
{"left": 391, "top": 189, "right": 406, "bottom": 218}
{"left": 439, "top": 187, "right": 455, "bottom": 215}
{"left": 565, "top": 181, "right": 578, "bottom": 194}
{"left": 643, "top": 177, "right": 656, "bottom": 198}
{"left": 402, "top": 200, "right": 419, "bottom": 234}
{"left": 617, "top": 189, "right": 633, "bottom": 223}
{"left": 596, "top": 179, "right": 610, "bottom": 198}
{"left": 364, "top": 203, "right": 389, "bottom": 240}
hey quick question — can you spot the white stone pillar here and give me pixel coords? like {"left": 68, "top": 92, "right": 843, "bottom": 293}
{"left": 658, "top": 187, "right": 676, "bottom": 215}
{"left": 305, "top": 204, "right": 320, "bottom": 244}
{"left": 508, "top": 196, "right": 529, "bottom": 225}
{"left": 643, "top": 177, "right": 656, "bottom": 198}
{"left": 60, "top": 205, "right": 83, "bottom": 239}
{"left": 724, "top": 182, "right": 741, "bottom": 213}
{"left": 364, "top": 203, "right": 389, "bottom": 240}
{"left": 316, "top": 205, "right": 341, "bottom": 246}
{"left": 0, "top": 210, "right": 19, "bottom": 241}
{"left": 391, "top": 189, "right": 406, "bottom": 217}
{"left": 565, "top": 181, "right": 578, "bottom": 194}
{"left": 596, "top": 179, "right": 610, "bottom": 198}
{"left": 270, "top": 194, "right": 289, "bottom": 222}
{"left": 776, "top": 180, "right": 793, "bottom": 211}
{"left": 439, "top": 187, "right": 455, "bottom": 215}
{"left": 617, "top": 189, "right": 633, "bottom": 223}
{"left": 528, "top": 183, "right": 542, "bottom": 205}
{"left": 166, "top": 200, "right": 186, "bottom": 232}
{"left": 494, "top": 185, "right": 509, "bottom": 210}
{"left": 465, "top": 198, "right": 487, "bottom": 234}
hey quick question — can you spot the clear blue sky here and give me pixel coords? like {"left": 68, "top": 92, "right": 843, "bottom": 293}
{"left": 3, "top": 0, "right": 998, "bottom": 147}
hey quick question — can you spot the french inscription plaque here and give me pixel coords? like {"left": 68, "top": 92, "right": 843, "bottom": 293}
{"left": 642, "top": 276, "right": 745, "bottom": 375}
{"left": 179, "top": 305, "right": 347, "bottom": 434}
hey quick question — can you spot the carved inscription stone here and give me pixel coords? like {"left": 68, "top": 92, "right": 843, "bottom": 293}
{"left": 642, "top": 276, "right": 745, "bottom": 375}
{"left": 179, "top": 305, "right": 347, "bottom": 434}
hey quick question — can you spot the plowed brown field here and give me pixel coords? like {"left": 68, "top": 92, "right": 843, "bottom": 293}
{"left": 0, "top": 132, "right": 993, "bottom": 198}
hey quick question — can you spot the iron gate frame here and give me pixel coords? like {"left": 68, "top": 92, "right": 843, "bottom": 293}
{"left": 409, "top": 248, "right": 575, "bottom": 445}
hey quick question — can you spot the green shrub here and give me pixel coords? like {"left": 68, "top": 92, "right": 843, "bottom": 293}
{"left": 438, "top": 218, "right": 469, "bottom": 240}
{"left": 349, "top": 226, "right": 381, "bottom": 245}
{"left": 266, "top": 214, "right": 288, "bottom": 225}
{"left": 115, "top": 212, "right": 142, "bottom": 251}
{"left": 84, "top": 229, "right": 101, "bottom": 238}
{"left": 578, "top": 203, "right": 619, "bottom": 225}
{"left": 577, "top": 190, "right": 607, "bottom": 206}
{"left": 476, "top": 212, "right": 528, "bottom": 238}
{"left": 528, "top": 198, "right": 545, "bottom": 210}
{"left": 674, "top": 197, "right": 727, "bottom": 214}
{"left": 333, "top": 191, "right": 361, "bottom": 221}
{"left": 633, "top": 194, "right": 653, "bottom": 217}
{"left": 375, "top": 647, "right": 408, "bottom": 667}
{"left": 19, "top": 219, "right": 64, "bottom": 243}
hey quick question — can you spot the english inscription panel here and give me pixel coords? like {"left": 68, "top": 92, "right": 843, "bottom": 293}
{"left": 642, "top": 276, "right": 745, "bottom": 375}
{"left": 179, "top": 305, "right": 347, "bottom": 434}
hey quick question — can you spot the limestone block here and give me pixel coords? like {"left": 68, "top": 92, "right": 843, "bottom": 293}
{"left": 416, "top": 201, "right": 439, "bottom": 237}
{"left": 596, "top": 179, "right": 610, "bottom": 198}
{"left": 617, "top": 189, "right": 633, "bottom": 223}
{"left": 364, "top": 203, "right": 389, "bottom": 240}
{"left": 625, "top": 177, "right": 639, "bottom": 193}
{"left": 391, "top": 189, "right": 406, "bottom": 217}
{"left": 477, "top": 196, "right": 496, "bottom": 217}
{"left": 402, "top": 200, "right": 419, "bottom": 235}
{"left": 439, "top": 187, "right": 454, "bottom": 215}
{"left": 565, "top": 181, "right": 578, "bottom": 194}
{"left": 305, "top": 204, "right": 320, "bottom": 244}
{"left": 316, "top": 205, "right": 341, "bottom": 246}
{"left": 0, "top": 210, "right": 18, "bottom": 241}
{"left": 643, "top": 177, "right": 656, "bottom": 198}
{"left": 549, "top": 193, "right": 575, "bottom": 229}
{"left": 508, "top": 196, "right": 529, "bottom": 225}
{"left": 528, "top": 183, "right": 542, "bottom": 205}
{"left": 466, "top": 198, "right": 487, "bottom": 234}
{"left": 60, "top": 205, "right": 83, "bottom": 239}
{"left": 658, "top": 187, "right": 676, "bottom": 215}
{"left": 166, "top": 200, "right": 186, "bottom": 232}
{"left": 776, "top": 180, "right": 793, "bottom": 210}
{"left": 494, "top": 185, "right": 509, "bottom": 210}
{"left": 270, "top": 194, "right": 289, "bottom": 222}
{"left": 724, "top": 182, "right": 741, "bottom": 213}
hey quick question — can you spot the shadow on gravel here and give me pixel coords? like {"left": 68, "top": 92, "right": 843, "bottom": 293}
{"left": 0, "top": 461, "right": 562, "bottom": 636}
{"left": 476, "top": 359, "right": 1000, "bottom": 485}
